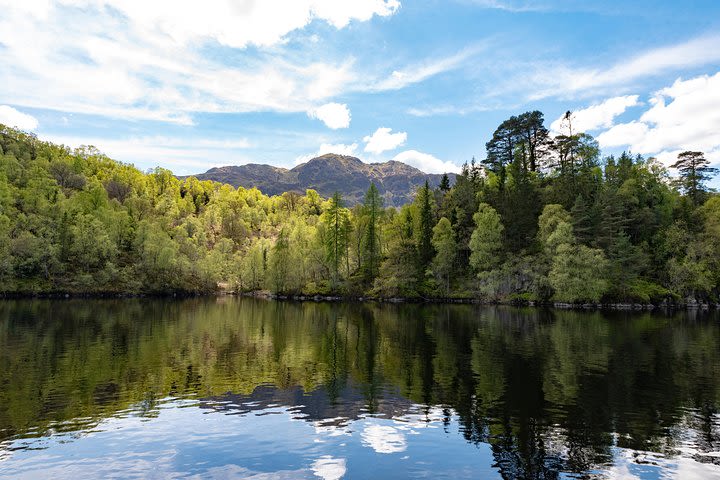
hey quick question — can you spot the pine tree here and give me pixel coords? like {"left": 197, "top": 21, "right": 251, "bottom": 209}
{"left": 671, "top": 151, "right": 718, "bottom": 205}
{"left": 439, "top": 174, "right": 451, "bottom": 192}
{"left": 416, "top": 180, "right": 435, "bottom": 275}
{"left": 570, "top": 194, "right": 596, "bottom": 245}
{"left": 324, "top": 191, "right": 350, "bottom": 288}
{"left": 361, "top": 183, "right": 383, "bottom": 283}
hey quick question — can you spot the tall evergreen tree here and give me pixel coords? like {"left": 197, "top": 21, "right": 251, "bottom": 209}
{"left": 324, "top": 191, "right": 350, "bottom": 288}
{"left": 671, "top": 151, "right": 717, "bottom": 205}
{"left": 439, "top": 174, "right": 451, "bottom": 192}
{"left": 415, "top": 181, "right": 435, "bottom": 272}
{"left": 361, "top": 183, "right": 383, "bottom": 283}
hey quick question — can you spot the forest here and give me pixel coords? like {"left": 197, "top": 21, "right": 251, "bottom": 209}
{"left": 0, "top": 112, "right": 718, "bottom": 304}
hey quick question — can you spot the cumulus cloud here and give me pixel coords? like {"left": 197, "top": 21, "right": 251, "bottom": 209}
{"left": 0, "top": 1, "right": 391, "bottom": 124}
{"left": 0, "top": 105, "right": 39, "bottom": 130}
{"left": 392, "top": 150, "right": 461, "bottom": 174}
{"left": 596, "top": 72, "right": 720, "bottom": 167}
{"left": 5, "top": 0, "right": 401, "bottom": 50}
{"left": 361, "top": 424, "right": 407, "bottom": 454}
{"left": 295, "top": 142, "right": 359, "bottom": 164}
{"left": 308, "top": 103, "right": 351, "bottom": 129}
{"left": 550, "top": 95, "right": 639, "bottom": 134}
{"left": 363, "top": 127, "right": 407, "bottom": 154}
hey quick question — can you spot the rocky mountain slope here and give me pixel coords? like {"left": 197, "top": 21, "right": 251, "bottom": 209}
{"left": 187, "top": 153, "right": 455, "bottom": 206}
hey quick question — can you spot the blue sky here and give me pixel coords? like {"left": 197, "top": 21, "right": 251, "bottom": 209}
{"left": 1, "top": 0, "right": 720, "bottom": 182}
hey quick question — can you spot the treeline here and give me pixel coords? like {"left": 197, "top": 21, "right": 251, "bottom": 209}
{"left": 0, "top": 116, "right": 718, "bottom": 303}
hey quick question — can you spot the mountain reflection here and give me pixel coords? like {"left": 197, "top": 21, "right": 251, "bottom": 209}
{"left": 1, "top": 298, "right": 720, "bottom": 478}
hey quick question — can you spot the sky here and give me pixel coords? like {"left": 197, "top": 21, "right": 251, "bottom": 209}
{"left": 1, "top": 0, "right": 720, "bottom": 184}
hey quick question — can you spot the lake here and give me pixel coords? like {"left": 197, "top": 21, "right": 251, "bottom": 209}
{"left": 1, "top": 298, "right": 720, "bottom": 479}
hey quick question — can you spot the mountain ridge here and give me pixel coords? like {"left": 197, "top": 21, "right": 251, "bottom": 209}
{"left": 185, "top": 153, "right": 456, "bottom": 206}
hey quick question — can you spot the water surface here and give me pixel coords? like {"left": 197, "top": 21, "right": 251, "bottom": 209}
{"left": 1, "top": 298, "right": 720, "bottom": 479}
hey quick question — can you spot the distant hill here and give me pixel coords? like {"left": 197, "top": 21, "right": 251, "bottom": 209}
{"left": 185, "top": 153, "right": 456, "bottom": 206}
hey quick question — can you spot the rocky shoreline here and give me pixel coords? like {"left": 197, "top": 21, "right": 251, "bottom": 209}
{"left": 0, "top": 289, "right": 717, "bottom": 310}
{"left": 239, "top": 291, "right": 720, "bottom": 310}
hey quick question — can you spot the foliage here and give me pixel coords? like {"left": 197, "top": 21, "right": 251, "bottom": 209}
{"left": 0, "top": 118, "right": 717, "bottom": 303}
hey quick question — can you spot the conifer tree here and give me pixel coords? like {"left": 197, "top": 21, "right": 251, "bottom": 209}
{"left": 671, "top": 151, "right": 717, "bottom": 205}
{"left": 361, "top": 183, "right": 383, "bottom": 283}
{"left": 416, "top": 180, "right": 435, "bottom": 275}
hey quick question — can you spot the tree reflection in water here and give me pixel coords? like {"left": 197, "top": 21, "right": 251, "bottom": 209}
{"left": 1, "top": 298, "right": 720, "bottom": 478}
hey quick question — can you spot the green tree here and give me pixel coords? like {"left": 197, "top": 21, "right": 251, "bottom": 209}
{"left": 374, "top": 206, "right": 417, "bottom": 297}
{"left": 538, "top": 204, "right": 572, "bottom": 248}
{"left": 323, "top": 192, "right": 351, "bottom": 288}
{"left": 415, "top": 180, "right": 435, "bottom": 275}
{"left": 469, "top": 203, "right": 504, "bottom": 273}
{"left": 69, "top": 213, "right": 117, "bottom": 274}
{"left": 268, "top": 228, "right": 291, "bottom": 294}
{"left": 360, "top": 183, "right": 383, "bottom": 284}
{"left": 439, "top": 173, "right": 451, "bottom": 192}
{"left": 431, "top": 217, "right": 456, "bottom": 296}
{"left": 549, "top": 243, "right": 609, "bottom": 303}
{"left": 671, "top": 151, "right": 717, "bottom": 205}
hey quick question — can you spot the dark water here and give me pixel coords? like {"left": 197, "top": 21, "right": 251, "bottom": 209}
{"left": 1, "top": 299, "right": 720, "bottom": 479}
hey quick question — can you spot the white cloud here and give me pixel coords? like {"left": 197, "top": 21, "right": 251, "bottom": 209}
{"left": 596, "top": 72, "right": 720, "bottom": 167}
{"left": 361, "top": 424, "right": 407, "bottom": 454}
{"left": 530, "top": 34, "right": 720, "bottom": 100}
{"left": 372, "top": 45, "right": 485, "bottom": 91}
{"left": 0, "top": 1, "right": 389, "bottom": 124}
{"left": 8, "top": 1, "right": 400, "bottom": 49}
{"left": 43, "top": 134, "right": 253, "bottom": 173}
{"left": 308, "top": 103, "right": 351, "bottom": 129}
{"left": 550, "top": 95, "right": 639, "bottom": 134}
{"left": 311, "top": 456, "right": 346, "bottom": 480}
{"left": 596, "top": 121, "right": 649, "bottom": 149}
{"left": 363, "top": 127, "right": 407, "bottom": 154}
{"left": 392, "top": 150, "right": 461, "bottom": 173}
{"left": 469, "top": 0, "right": 548, "bottom": 12}
{"left": 0, "top": 105, "right": 39, "bottom": 130}
{"left": 295, "top": 142, "right": 359, "bottom": 164}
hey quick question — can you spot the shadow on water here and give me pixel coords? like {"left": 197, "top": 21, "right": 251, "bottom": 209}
{"left": 1, "top": 298, "right": 720, "bottom": 478}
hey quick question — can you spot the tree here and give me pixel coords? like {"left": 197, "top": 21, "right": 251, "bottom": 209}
{"left": 268, "top": 228, "right": 291, "bottom": 294}
{"left": 484, "top": 117, "right": 517, "bottom": 187}
{"left": 439, "top": 174, "right": 451, "bottom": 192}
{"left": 375, "top": 210, "right": 418, "bottom": 298}
{"left": 431, "top": 217, "right": 456, "bottom": 296}
{"left": 415, "top": 180, "right": 435, "bottom": 275}
{"left": 323, "top": 192, "right": 351, "bottom": 288}
{"left": 69, "top": 214, "right": 117, "bottom": 274}
{"left": 242, "top": 238, "right": 268, "bottom": 291}
{"left": 538, "top": 204, "right": 571, "bottom": 248}
{"left": 549, "top": 243, "right": 608, "bottom": 303}
{"left": 445, "top": 165, "right": 479, "bottom": 267}
{"left": 483, "top": 111, "right": 550, "bottom": 183}
{"left": 515, "top": 110, "right": 550, "bottom": 172}
{"left": 469, "top": 203, "right": 504, "bottom": 273}
{"left": 360, "top": 183, "right": 383, "bottom": 283}
{"left": 671, "top": 151, "right": 717, "bottom": 205}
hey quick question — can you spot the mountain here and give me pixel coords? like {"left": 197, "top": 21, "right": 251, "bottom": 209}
{"left": 186, "top": 154, "right": 455, "bottom": 206}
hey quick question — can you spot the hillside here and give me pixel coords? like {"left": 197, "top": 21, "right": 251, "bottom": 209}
{"left": 186, "top": 154, "right": 455, "bottom": 206}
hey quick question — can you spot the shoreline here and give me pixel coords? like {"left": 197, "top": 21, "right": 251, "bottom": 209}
{"left": 242, "top": 291, "right": 718, "bottom": 311}
{"left": 2, "top": 290, "right": 716, "bottom": 311}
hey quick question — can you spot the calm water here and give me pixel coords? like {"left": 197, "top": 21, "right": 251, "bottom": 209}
{"left": 1, "top": 299, "right": 720, "bottom": 479}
